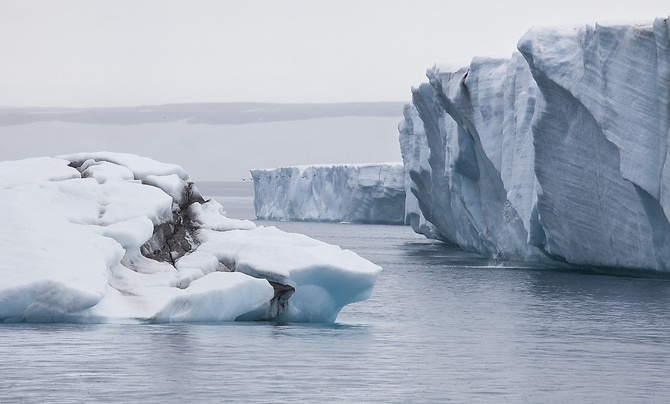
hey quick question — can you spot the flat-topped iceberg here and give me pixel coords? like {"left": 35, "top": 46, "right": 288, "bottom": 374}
{"left": 400, "top": 16, "right": 670, "bottom": 272}
{"left": 0, "top": 152, "right": 380, "bottom": 323}
{"left": 252, "top": 163, "right": 406, "bottom": 224}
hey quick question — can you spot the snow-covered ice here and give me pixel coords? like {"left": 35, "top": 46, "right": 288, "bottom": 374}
{"left": 400, "top": 16, "right": 670, "bottom": 271}
{"left": 252, "top": 164, "right": 406, "bottom": 224}
{"left": 0, "top": 152, "right": 380, "bottom": 323}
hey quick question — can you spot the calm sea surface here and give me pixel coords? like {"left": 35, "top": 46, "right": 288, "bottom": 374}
{"left": 2, "top": 182, "right": 670, "bottom": 402}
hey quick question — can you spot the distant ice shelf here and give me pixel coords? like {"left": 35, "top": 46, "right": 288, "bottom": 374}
{"left": 252, "top": 163, "right": 406, "bottom": 224}
{"left": 0, "top": 152, "right": 380, "bottom": 323}
{"left": 400, "top": 16, "right": 670, "bottom": 272}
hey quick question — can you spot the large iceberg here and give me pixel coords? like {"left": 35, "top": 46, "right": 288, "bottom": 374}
{"left": 0, "top": 152, "right": 380, "bottom": 323}
{"left": 399, "top": 16, "right": 670, "bottom": 272}
{"left": 252, "top": 164, "right": 406, "bottom": 224}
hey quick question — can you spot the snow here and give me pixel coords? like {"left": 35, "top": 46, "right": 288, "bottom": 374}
{"left": 193, "top": 226, "right": 380, "bottom": 322}
{"left": 400, "top": 16, "right": 670, "bottom": 271}
{"left": 152, "top": 272, "right": 274, "bottom": 323}
{"left": 62, "top": 151, "right": 189, "bottom": 181}
{"left": 0, "top": 156, "right": 79, "bottom": 188}
{"left": 0, "top": 153, "right": 381, "bottom": 323}
{"left": 252, "top": 163, "right": 406, "bottom": 224}
{"left": 189, "top": 200, "right": 256, "bottom": 232}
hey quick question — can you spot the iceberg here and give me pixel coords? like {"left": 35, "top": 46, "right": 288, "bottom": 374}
{"left": 399, "top": 16, "right": 670, "bottom": 271}
{"left": 252, "top": 164, "right": 406, "bottom": 224}
{"left": 0, "top": 152, "right": 380, "bottom": 323}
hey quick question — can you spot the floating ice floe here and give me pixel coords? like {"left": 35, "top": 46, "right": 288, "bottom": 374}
{"left": 252, "top": 163, "right": 406, "bottom": 224}
{"left": 0, "top": 152, "right": 381, "bottom": 323}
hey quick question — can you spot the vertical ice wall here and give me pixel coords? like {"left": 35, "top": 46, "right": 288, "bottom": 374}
{"left": 400, "top": 16, "right": 670, "bottom": 271}
{"left": 518, "top": 18, "right": 670, "bottom": 269}
{"left": 251, "top": 164, "right": 406, "bottom": 224}
{"left": 400, "top": 54, "right": 545, "bottom": 261}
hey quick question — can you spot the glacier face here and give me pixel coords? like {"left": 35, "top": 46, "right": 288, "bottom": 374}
{"left": 400, "top": 16, "right": 670, "bottom": 271}
{"left": 252, "top": 164, "right": 406, "bottom": 224}
{"left": 0, "top": 152, "right": 381, "bottom": 323}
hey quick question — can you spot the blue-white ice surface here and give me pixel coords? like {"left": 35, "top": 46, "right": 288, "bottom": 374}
{"left": 400, "top": 17, "right": 670, "bottom": 271}
{"left": 252, "top": 163, "right": 406, "bottom": 224}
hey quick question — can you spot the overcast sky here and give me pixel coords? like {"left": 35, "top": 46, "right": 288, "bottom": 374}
{"left": 1, "top": 0, "right": 667, "bottom": 107}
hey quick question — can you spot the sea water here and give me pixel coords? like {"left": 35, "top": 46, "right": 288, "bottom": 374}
{"left": 2, "top": 182, "right": 670, "bottom": 402}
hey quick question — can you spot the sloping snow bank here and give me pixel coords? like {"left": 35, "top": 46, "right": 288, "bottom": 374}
{"left": 0, "top": 152, "right": 380, "bottom": 323}
{"left": 252, "top": 164, "right": 405, "bottom": 224}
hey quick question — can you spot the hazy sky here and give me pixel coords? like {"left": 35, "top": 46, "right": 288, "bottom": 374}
{"left": 1, "top": 0, "right": 667, "bottom": 107}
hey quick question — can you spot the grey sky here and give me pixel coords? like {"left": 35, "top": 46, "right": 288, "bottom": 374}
{"left": 1, "top": 0, "right": 667, "bottom": 107}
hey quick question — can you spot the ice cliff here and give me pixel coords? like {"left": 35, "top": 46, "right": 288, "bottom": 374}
{"left": 252, "top": 164, "right": 405, "bottom": 224}
{"left": 0, "top": 152, "right": 380, "bottom": 323}
{"left": 400, "top": 16, "right": 670, "bottom": 272}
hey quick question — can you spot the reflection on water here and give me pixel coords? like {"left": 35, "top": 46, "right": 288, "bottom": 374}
{"left": 1, "top": 188, "right": 670, "bottom": 402}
